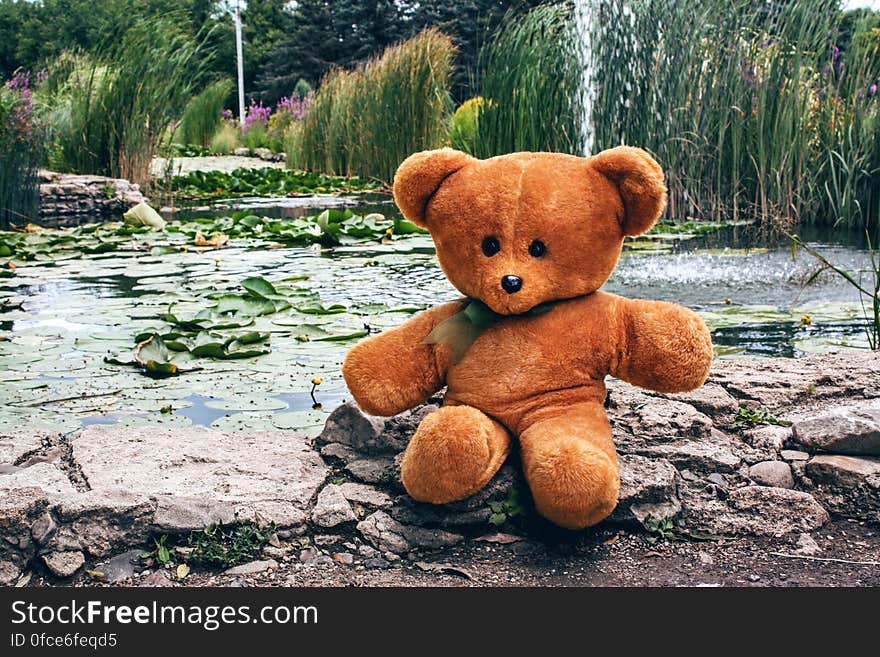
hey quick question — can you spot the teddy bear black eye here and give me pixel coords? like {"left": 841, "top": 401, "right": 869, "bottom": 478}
{"left": 482, "top": 236, "right": 500, "bottom": 257}
{"left": 529, "top": 240, "right": 546, "bottom": 258}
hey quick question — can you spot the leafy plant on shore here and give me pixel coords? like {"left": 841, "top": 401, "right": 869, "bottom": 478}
{"left": 733, "top": 404, "right": 792, "bottom": 429}
{"left": 185, "top": 521, "right": 278, "bottom": 569}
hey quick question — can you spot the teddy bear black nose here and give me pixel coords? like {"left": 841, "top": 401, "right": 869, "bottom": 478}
{"left": 501, "top": 275, "right": 523, "bottom": 294}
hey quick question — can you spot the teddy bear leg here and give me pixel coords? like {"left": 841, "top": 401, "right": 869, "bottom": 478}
{"left": 518, "top": 403, "right": 620, "bottom": 530}
{"left": 401, "top": 405, "right": 512, "bottom": 504}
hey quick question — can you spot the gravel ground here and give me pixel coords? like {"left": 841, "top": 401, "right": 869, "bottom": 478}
{"left": 151, "top": 156, "right": 286, "bottom": 178}
{"left": 27, "top": 519, "right": 880, "bottom": 588}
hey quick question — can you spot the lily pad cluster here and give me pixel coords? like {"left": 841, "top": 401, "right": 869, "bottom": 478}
{"left": 0, "top": 209, "right": 427, "bottom": 281}
{"left": 169, "top": 167, "right": 382, "bottom": 200}
{"left": 169, "top": 209, "right": 426, "bottom": 248}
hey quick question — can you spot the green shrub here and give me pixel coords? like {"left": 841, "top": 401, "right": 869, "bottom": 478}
{"left": 242, "top": 121, "right": 268, "bottom": 150}
{"left": 449, "top": 96, "right": 485, "bottom": 153}
{"left": 179, "top": 79, "right": 233, "bottom": 148}
{"left": 288, "top": 28, "right": 455, "bottom": 183}
{"left": 209, "top": 121, "right": 241, "bottom": 155}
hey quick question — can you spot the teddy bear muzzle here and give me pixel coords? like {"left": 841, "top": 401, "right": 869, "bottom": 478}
{"left": 500, "top": 275, "right": 523, "bottom": 294}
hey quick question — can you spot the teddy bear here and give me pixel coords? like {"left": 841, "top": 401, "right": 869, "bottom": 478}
{"left": 342, "top": 146, "right": 713, "bottom": 530}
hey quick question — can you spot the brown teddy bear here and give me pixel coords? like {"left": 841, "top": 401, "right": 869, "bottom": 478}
{"left": 343, "top": 147, "right": 713, "bottom": 529}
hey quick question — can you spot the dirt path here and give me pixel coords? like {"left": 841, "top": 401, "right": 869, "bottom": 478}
{"left": 27, "top": 519, "right": 878, "bottom": 588}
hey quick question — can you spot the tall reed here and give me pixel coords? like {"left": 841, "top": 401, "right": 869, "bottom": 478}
{"left": 468, "top": 0, "right": 880, "bottom": 230}
{"left": 471, "top": 4, "right": 583, "bottom": 158}
{"left": 288, "top": 29, "right": 456, "bottom": 183}
{"left": 49, "top": 16, "right": 209, "bottom": 186}
{"left": 179, "top": 79, "right": 232, "bottom": 148}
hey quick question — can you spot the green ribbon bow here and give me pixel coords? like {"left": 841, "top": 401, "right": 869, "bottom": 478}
{"left": 422, "top": 298, "right": 555, "bottom": 364}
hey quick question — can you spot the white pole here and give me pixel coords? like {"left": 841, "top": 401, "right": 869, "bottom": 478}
{"left": 234, "top": 1, "right": 246, "bottom": 129}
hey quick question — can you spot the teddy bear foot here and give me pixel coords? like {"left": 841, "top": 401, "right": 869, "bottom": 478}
{"left": 401, "top": 405, "right": 511, "bottom": 504}
{"left": 519, "top": 404, "right": 621, "bottom": 530}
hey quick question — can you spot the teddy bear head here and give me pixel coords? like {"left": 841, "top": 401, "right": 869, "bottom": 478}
{"left": 393, "top": 146, "right": 667, "bottom": 315}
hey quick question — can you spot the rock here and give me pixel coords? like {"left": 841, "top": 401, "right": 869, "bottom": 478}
{"left": 364, "top": 557, "right": 391, "bottom": 569}
{"left": 680, "top": 486, "right": 828, "bottom": 537}
{"left": 30, "top": 512, "right": 57, "bottom": 545}
{"left": 709, "top": 351, "right": 880, "bottom": 408}
{"left": 311, "top": 485, "right": 357, "bottom": 528}
{"left": 358, "top": 544, "right": 380, "bottom": 558}
{"left": 332, "top": 552, "right": 354, "bottom": 565}
{"left": 253, "top": 147, "right": 274, "bottom": 161}
{"left": 665, "top": 384, "right": 741, "bottom": 421}
{"left": 42, "top": 550, "right": 84, "bottom": 578}
{"left": 100, "top": 549, "right": 147, "bottom": 583}
{"left": 262, "top": 546, "right": 291, "bottom": 560}
{"left": 53, "top": 490, "right": 156, "bottom": 557}
{"left": 345, "top": 457, "right": 398, "bottom": 485}
{"left": 0, "top": 462, "right": 77, "bottom": 501}
{"left": 706, "top": 473, "right": 729, "bottom": 490}
{"left": 743, "top": 425, "right": 791, "bottom": 454}
{"left": 781, "top": 449, "right": 810, "bottom": 462}
{"left": 223, "top": 559, "right": 278, "bottom": 576}
{"left": 320, "top": 443, "right": 359, "bottom": 461}
{"left": 609, "top": 385, "right": 713, "bottom": 440}
{"left": 805, "top": 454, "right": 880, "bottom": 522}
{"left": 357, "top": 511, "right": 462, "bottom": 554}
{"left": 388, "top": 464, "right": 517, "bottom": 528}
{"left": 338, "top": 482, "right": 393, "bottom": 508}
{"left": 233, "top": 147, "right": 251, "bottom": 157}
{"left": 637, "top": 438, "right": 741, "bottom": 473}
{"left": 0, "top": 488, "right": 50, "bottom": 570}
{"left": 71, "top": 426, "right": 327, "bottom": 531}
{"left": 0, "top": 560, "right": 21, "bottom": 586}
{"left": 317, "top": 402, "right": 388, "bottom": 453}
{"left": 609, "top": 455, "right": 680, "bottom": 524}
{"left": 38, "top": 170, "right": 145, "bottom": 223}
{"left": 793, "top": 405, "right": 880, "bottom": 456}
{"left": 749, "top": 461, "right": 795, "bottom": 489}
{"left": 139, "top": 570, "right": 173, "bottom": 587}
{"left": 794, "top": 533, "right": 822, "bottom": 556}
{"left": 0, "top": 432, "right": 44, "bottom": 464}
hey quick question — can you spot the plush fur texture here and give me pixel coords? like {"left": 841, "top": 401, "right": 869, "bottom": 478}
{"left": 343, "top": 146, "right": 713, "bottom": 530}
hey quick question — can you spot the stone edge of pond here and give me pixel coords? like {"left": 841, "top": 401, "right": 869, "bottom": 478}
{"left": 1, "top": 350, "right": 879, "bottom": 584}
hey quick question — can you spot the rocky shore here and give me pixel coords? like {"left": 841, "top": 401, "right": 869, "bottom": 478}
{"left": 1, "top": 350, "right": 878, "bottom": 585}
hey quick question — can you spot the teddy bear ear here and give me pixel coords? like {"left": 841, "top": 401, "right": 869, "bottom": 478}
{"left": 589, "top": 146, "right": 667, "bottom": 236}
{"left": 393, "top": 148, "right": 475, "bottom": 228}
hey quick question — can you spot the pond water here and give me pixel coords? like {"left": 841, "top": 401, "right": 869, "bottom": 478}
{"left": 0, "top": 195, "right": 874, "bottom": 435}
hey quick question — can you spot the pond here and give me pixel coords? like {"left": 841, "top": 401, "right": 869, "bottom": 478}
{"left": 0, "top": 195, "right": 874, "bottom": 436}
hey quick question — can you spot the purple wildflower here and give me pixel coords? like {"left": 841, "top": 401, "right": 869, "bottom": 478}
{"left": 870, "top": 84, "right": 878, "bottom": 95}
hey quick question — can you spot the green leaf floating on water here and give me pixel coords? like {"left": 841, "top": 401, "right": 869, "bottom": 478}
{"left": 132, "top": 335, "right": 199, "bottom": 378}
{"left": 240, "top": 276, "right": 278, "bottom": 299}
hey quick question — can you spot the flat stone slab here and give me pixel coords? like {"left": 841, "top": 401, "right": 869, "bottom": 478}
{"left": 0, "top": 463, "right": 77, "bottom": 501}
{"left": 805, "top": 454, "right": 880, "bottom": 522}
{"left": 0, "top": 432, "right": 44, "bottom": 465}
{"left": 793, "top": 403, "right": 880, "bottom": 456}
{"left": 71, "top": 426, "right": 328, "bottom": 530}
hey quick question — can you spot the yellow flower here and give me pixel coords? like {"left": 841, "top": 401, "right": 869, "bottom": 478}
{"left": 311, "top": 377, "right": 322, "bottom": 386}
{"left": 801, "top": 315, "right": 812, "bottom": 326}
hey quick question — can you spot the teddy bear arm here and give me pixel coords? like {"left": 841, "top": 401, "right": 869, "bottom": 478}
{"left": 611, "top": 298, "right": 713, "bottom": 393}
{"left": 341, "top": 302, "right": 461, "bottom": 417}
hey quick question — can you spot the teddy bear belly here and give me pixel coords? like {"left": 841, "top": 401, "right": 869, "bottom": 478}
{"left": 442, "top": 339, "right": 609, "bottom": 433}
